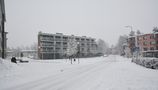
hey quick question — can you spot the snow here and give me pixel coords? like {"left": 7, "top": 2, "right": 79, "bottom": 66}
{"left": 0, "top": 55, "right": 158, "bottom": 90}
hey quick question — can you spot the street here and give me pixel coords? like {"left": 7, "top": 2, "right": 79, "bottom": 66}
{"left": 1, "top": 56, "right": 158, "bottom": 90}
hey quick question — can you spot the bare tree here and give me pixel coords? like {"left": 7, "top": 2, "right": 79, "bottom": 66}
{"left": 129, "top": 31, "right": 135, "bottom": 36}
{"left": 66, "top": 37, "right": 77, "bottom": 64}
{"left": 30, "top": 42, "right": 38, "bottom": 50}
{"left": 153, "top": 27, "right": 158, "bottom": 33}
{"left": 116, "top": 35, "right": 128, "bottom": 55}
{"left": 97, "top": 39, "right": 109, "bottom": 55}
{"left": 136, "top": 30, "right": 141, "bottom": 35}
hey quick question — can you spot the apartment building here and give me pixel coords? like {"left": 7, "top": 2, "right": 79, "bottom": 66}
{"left": 127, "top": 32, "right": 158, "bottom": 57}
{"left": 38, "top": 32, "right": 98, "bottom": 59}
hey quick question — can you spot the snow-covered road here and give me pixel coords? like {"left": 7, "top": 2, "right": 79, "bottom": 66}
{"left": 1, "top": 56, "right": 158, "bottom": 90}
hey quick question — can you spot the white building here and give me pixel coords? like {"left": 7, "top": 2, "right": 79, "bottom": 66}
{"left": 38, "top": 32, "right": 98, "bottom": 59}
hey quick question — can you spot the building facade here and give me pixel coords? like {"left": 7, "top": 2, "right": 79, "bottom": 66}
{"left": 0, "top": 0, "right": 7, "bottom": 58}
{"left": 38, "top": 32, "right": 98, "bottom": 59}
{"left": 137, "top": 33, "right": 158, "bottom": 57}
{"left": 127, "top": 32, "right": 158, "bottom": 57}
{"left": 127, "top": 36, "right": 136, "bottom": 56}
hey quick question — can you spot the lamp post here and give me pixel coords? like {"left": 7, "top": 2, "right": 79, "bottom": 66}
{"left": 39, "top": 44, "right": 43, "bottom": 60}
{"left": 77, "top": 42, "right": 80, "bottom": 64}
{"left": 125, "top": 26, "right": 138, "bottom": 58}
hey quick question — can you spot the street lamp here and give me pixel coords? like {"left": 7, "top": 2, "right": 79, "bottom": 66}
{"left": 39, "top": 44, "right": 43, "bottom": 60}
{"left": 125, "top": 26, "right": 139, "bottom": 58}
{"left": 77, "top": 42, "right": 80, "bottom": 64}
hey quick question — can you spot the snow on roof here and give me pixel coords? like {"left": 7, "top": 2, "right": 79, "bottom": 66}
{"left": 128, "top": 32, "right": 158, "bottom": 38}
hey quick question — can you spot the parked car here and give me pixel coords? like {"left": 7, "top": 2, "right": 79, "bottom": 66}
{"left": 132, "top": 57, "right": 158, "bottom": 69}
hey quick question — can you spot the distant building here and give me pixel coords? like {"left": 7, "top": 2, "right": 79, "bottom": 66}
{"left": 21, "top": 50, "right": 38, "bottom": 59}
{"left": 7, "top": 49, "right": 38, "bottom": 59}
{"left": 127, "top": 32, "right": 158, "bottom": 57}
{"left": 122, "top": 42, "right": 131, "bottom": 58}
{"left": 137, "top": 33, "right": 158, "bottom": 57}
{"left": 0, "top": 0, "right": 7, "bottom": 58}
{"left": 127, "top": 36, "right": 136, "bottom": 56}
{"left": 38, "top": 32, "right": 98, "bottom": 59}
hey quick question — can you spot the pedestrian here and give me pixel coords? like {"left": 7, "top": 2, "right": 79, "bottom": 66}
{"left": 11, "top": 57, "right": 17, "bottom": 63}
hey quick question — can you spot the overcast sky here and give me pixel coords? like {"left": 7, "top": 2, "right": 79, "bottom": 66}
{"left": 5, "top": 0, "right": 158, "bottom": 48}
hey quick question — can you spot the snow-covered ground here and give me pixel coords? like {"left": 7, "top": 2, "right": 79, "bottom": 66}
{"left": 0, "top": 55, "right": 158, "bottom": 90}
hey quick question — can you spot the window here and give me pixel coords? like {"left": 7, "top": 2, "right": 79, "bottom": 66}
{"left": 81, "top": 38, "right": 84, "bottom": 41}
{"left": 143, "top": 36, "right": 147, "bottom": 40}
{"left": 63, "top": 37, "right": 68, "bottom": 41}
{"left": 143, "top": 42, "right": 148, "bottom": 45}
{"left": 56, "top": 42, "right": 61, "bottom": 44}
{"left": 138, "top": 37, "right": 141, "bottom": 41}
{"left": 55, "top": 48, "right": 60, "bottom": 51}
{"left": 156, "top": 34, "right": 158, "bottom": 38}
{"left": 75, "top": 38, "right": 79, "bottom": 41}
{"left": 63, "top": 42, "right": 67, "bottom": 45}
{"left": 150, "top": 35, "right": 154, "bottom": 39}
{"left": 81, "top": 43, "right": 84, "bottom": 46}
{"left": 150, "top": 47, "right": 154, "bottom": 50}
{"left": 55, "top": 36, "right": 61, "bottom": 41}
{"left": 143, "top": 48, "right": 148, "bottom": 51}
{"left": 63, "top": 48, "right": 67, "bottom": 51}
{"left": 150, "top": 41, "right": 156, "bottom": 45}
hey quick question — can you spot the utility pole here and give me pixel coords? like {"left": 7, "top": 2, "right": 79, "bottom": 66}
{"left": 0, "top": 0, "right": 6, "bottom": 59}
{"left": 2, "top": 14, "right": 5, "bottom": 59}
{"left": 77, "top": 42, "right": 80, "bottom": 64}
{"left": 125, "top": 26, "right": 138, "bottom": 58}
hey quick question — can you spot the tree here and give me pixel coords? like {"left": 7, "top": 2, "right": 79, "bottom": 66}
{"left": 116, "top": 35, "right": 128, "bottom": 55}
{"left": 153, "top": 27, "right": 158, "bottom": 33}
{"left": 66, "top": 37, "right": 78, "bottom": 64}
{"left": 97, "top": 39, "right": 109, "bottom": 55}
{"left": 7, "top": 43, "right": 38, "bottom": 58}
{"left": 30, "top": 42, "right": 38, "bottom": 50}
{"left": 136, "top": 30, "right": 141, "bottom": 35}
{"left": 129, "top": 30, "right": 135, "bottom": 36}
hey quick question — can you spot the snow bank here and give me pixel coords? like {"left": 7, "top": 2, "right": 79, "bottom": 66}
{"left": 1, "top": 56, "right": 158, "bottom": 90}
{"left": 0, "top": 57, "right": 32, "bottom": 73}
{"left": 132, "top": 57, "right": 158, "bottom": 69}
{"left": 0, "top": 58, "right": 18, "bottom": 72}
{"left": 0, "top": 58, "right": 20, "bottom": 79}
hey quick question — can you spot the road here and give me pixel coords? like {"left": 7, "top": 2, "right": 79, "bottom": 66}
{"left": 2, "top": 56, "right": 158, "bottom": 90}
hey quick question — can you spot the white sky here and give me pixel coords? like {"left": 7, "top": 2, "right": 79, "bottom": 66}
{"left": 5, "top": 0, "right": 158, "bottom": 48}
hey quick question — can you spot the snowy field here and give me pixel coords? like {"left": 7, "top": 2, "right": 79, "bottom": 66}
{"left": 0, "top": 55, "right": 158, "bottom": 90}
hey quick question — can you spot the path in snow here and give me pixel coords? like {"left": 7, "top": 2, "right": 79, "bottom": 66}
{"left": 1, "top": 56, "right": 158, "bottom": 90}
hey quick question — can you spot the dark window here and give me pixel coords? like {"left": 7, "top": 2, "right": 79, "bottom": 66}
{"left": 81, "top": 38, "right": 84, "bottom": 41}
{"left": 150, "top": 41, "right": 156, "bottom": 45}
{"left": 150, "top": 35, "right": 154, "bottom": 39}
{"left": 150, "top": 47, "right": 154, "bottom": 50}
{"left": 75, "top": 38, "right": 79, "bottom": 41}
{"left": 81, "top": 43, "right": 84, "bottom": 46}
{"left": 144, "top": 48, "right": 148, "bottom": 51}
{"left": 143, "top": 42, "right": 148, "bottom": 45}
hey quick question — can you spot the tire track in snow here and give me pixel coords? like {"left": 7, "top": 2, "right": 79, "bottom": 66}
{"left": 39, "top": 61, "right": 113, "bottom": 90}
{"left": 4, "top": 59, "right": 114, "bottom": 90}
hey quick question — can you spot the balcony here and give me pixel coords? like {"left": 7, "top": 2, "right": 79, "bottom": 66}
{"left": 63, "top": 45, "right": 68, "bottom": 47}
{"left": 54, "top": 39, "right": 62, "bottom": 41}
{"left": 55, "top": 45, "right": 62, "bottom": 48}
